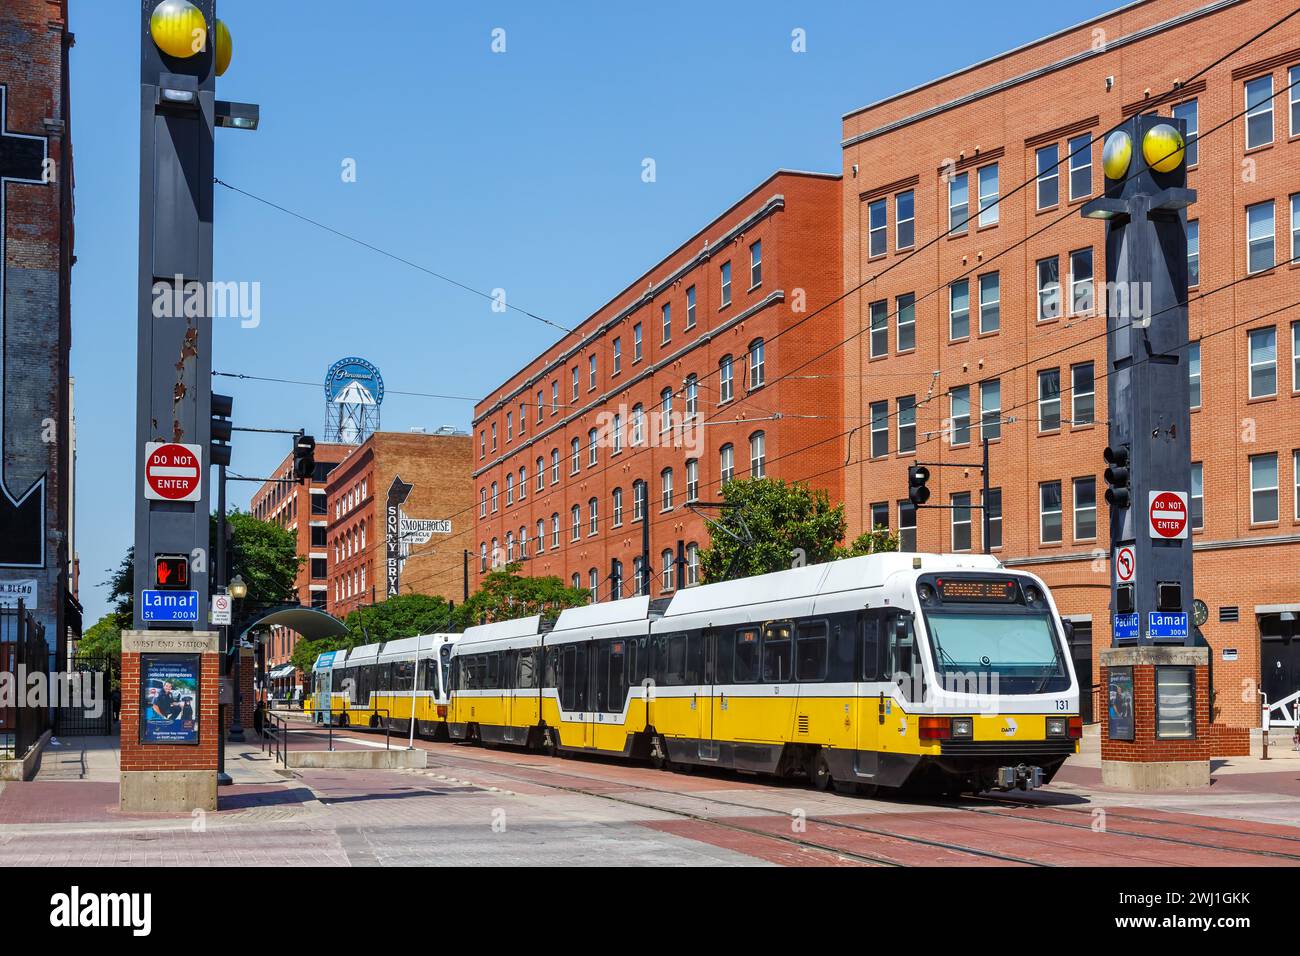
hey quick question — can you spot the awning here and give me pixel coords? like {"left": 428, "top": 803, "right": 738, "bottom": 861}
{"left": 268, "top": 664, "right": 297, "bottom": 679}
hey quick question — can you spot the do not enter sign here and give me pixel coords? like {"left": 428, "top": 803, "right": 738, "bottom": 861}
{"left": 1148, "top": 490, "right": 1189, "bottom": 540}
{"left": 144, "top": 442, "right": 202, "bottom": 502}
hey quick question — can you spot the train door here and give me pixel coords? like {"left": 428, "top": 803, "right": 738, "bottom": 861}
{"left": 855, "top": 611, "right": 882, "bottom": 756}
{"left": 316, "top": 664, "right": 332, "bottom": 724}
{"left": 698, "top": 630, "right": 720, "bottom": 760}
{"left": 503, "top": 649, "right": 517, "bottom": 732}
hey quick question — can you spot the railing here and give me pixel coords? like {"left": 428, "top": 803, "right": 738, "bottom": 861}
{"left": 1263, "top": 690, "right": 1300, "bottom": 729}
{"left": 261, "top": 707, "right": 392, "bottom": 766}
{"left": 0, "top": 602, "right": 49, "bottom": 761}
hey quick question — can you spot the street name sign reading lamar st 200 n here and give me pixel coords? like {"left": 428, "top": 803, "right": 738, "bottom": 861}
{"left": 1148, "top": 490, "right": 1189, "bottom": 540}
{"left": 143, "top": 442, "right": 203, "bottom": 502}
{"left": 140, "top": 589, "right": 199, "bottom": 623}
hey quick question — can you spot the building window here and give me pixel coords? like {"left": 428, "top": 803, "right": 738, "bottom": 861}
{"left": 1245, "top": 75, "right": 1274, "bottom": 150}
{"left": 311, "top": 557, "right": 327, "bottom": 579}
{"left": 490, "top": 537, "right": 499, "bottom": 568}
{"left": 479, "top": 431, "right": 486, "bottom": 459}
{"left": 551, "top": 449, "right": 560, "bottom": 484}
{"left": 1249, "top": 327, "right": 1277, "bottom": 398}
{"left": 1072, "top": 362, "right": 1095, "bottom": 425}
{"left": 588, "top": 497, "right": 598, "bottom": 535}
{"left": 506, "top": 532, "right": 514, "bottom": 562}
{"left": 984, "top": 487, "right": 1002, "bottom": 550}
{"left": 869, "top": 198, "right": 888, "bottom": 255}
{"left": 536, "top": 389, "right": 544, "bottom": 423}
{"left": 588, "top": 355, "right": 597, "bottom": 391}
{"left": 1155, "top": 667, "right": 1195, "bottom": 740}
{"left": 662, "top": 549, "right": 676, "bottom": 592}
{"left": 1070, "top": 248, "right": 1093, "bottom": 315}
{"left": 480, "top": 542, "right": 488, "bottom": 572}
{"left": 661, "top": 468, "right": 674, "bottom": 510}
{"left": 949, "top": 279, "right": 970, "bottom": 339}
{"left": 720, "top": 444, "right": 735, "bottom": 483}
{"left": 870, "top": 501, "right": 889, "bottom": 533}
{"left": 950, "top": 493, "right": 972, "bottom": 552}
{"left": 1172, "top": 99, "right": 1198, "bottom": 166}
{"left": 749, "top": 431, "right": 766, "bottom": 478}
{"left": 1247, "top": 200, "right": 1275, "bottom": 274}
{"left": 896, "top": 293, "right": 915, "bottom": 352}
{"left": 589, "top": 569, "right": 599, "bottom": 602}
{"left": 661, "top": 302, "right": 671, "bottom": 343}
{"left": 632, "top": 404, "right": 644, "bottom": 445}
{"left": 634, "top": 480, "right": 647, "bottom": 521}
{"left": 1038, "top": 369, "right": 1061, "bottom": 431}
{"left": 685, "top": 375, "right": 698, "bottom": 418}
{"left": 748, "top": 339, "right": 765, "bottom": 388}
{"left": 898, "top": 501, "right": 917, "bottom": 552}
{"left": 1067, "top": 133, "right": 1091, "bottom": 201}
{"left": 897, "top": 395, "right": 916, "bottom": 454}
{"left": 612, "top": 413, "right": 623, "bottom": 454}
{"left": 551, "top": 513, "right": 560, "bottom": 548}
{"left": 1292, "top": 193, "right": 1300, "bottom": 267}
{"left": 977, "top": 163, "right": 998, "bottom": 227}
{"left": 612, "top": 337, "right": 622, "bottom": 374}
{"left": 720, "top": 261, "right": 732, "bottom": 307}
{"left": 536, "top": 519, "right": 545, "bottom": 552}
{"left": 479, "top": 488, "right": 487, "bottom": 517}
{"left": 633, "top": 322, "right": 643, "bottom": 362}
{"left": 686, "top": 285, "right": 697, "bottom": 329}
{"left": 551, "top": 381, "right": 559, "bottom": 414}
{"left": 686, "top": 458, "right": 699, "bottom": 502}
{"left": 1188, "top": 344, "right": 1201, "bottom": 408}
{"left": 1037, "top": 256, "right": 1061, "bottom": 320}
{"left": 870, "top": 401, "right": 889, "bottom": 458}
{"left": 570, "top": 438, "right": 581, "bottom": 473}
{"left": 612, "top": 487, "right": 624, "bottom": 526}
{"left": 948, "top": 171, "right": 968, "bottom": 235}
{"left": 951, "top": 385, "right": 972, "bottom": 447}
{"left": 1073, "top": 477, "right": 1097, "bottom": 540}
{"left": 1036, "top": 143, "right": 1059, "bottom": 209}
{"left": 978, "top": 272, "right": 1000, "bottom": 334}
{"left": 979, "top": 379, "right": 1001, "bottom": 442}
{"left": 506, "top": 412, "right": 513, "bottom": 442}
{"left": 719, "top": 355, "right": 734, "bottom": 402}
{"left": 1187, "top": 219, "right": 1200, "bottom": 286}
{"left": 588, "top": 428, "right": 599, "bottom": 466}
{"left": 519, "top": 527, "right": 528, "bottom": 558}
{"left": 519, "top": 466, "right": 527, "bottom": 499}
{"left": 1292, "top": 65, "right": 1300, "bottom": 137}
{"left": 571, "top": 505, "right": 581, "bottom": 541}
{"left": 505, "top": 473, "right": 514, "bottom": 505}
{"left": 750, "top": 240, "right": 762, "bottom": 287}
{"left": 896, "top": 190, "right": 915, "bottom": 249}
{"left": 1250, "top": 453, "right": 1279, "bottom": 523}
{"left": 659, "top": 388, "right": 673, "bottom": 435}
{"left": 491, "top": 423, "right": 498, "bottom": 450}
{"left": 1294, "top": 322, "right": 1300, "bottom": 391}
{"left": 1190, "top": 463, "right": 1204, "bottom": 530}
{"left": 686, "top": 542, "right": 700, "bottom": 585}
{"left": 571, "top": 366, "right": 579, "bottom": 401}
{"left": 491, "top": 482, "right": 499, "bottom": 511}
{"left": 870, "top": 299, "right": 889, "bottom": 356}
{"left": 1040, "top": 481, "right": 1063, "bottom": 543}
{"left": 536, "top": 456, "right": 545, "bottom": 491}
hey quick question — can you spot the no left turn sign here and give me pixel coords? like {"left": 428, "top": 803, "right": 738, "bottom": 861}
{"left": 1115, "top": 545, "right": 1137, "bottom": 583}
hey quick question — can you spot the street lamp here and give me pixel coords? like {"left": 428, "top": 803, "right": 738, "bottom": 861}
{"left": 227, "top": 574, "right": 248, "bottom": 741}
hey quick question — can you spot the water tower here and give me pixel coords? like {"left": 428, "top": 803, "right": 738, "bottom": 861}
{"left": 324, "top": 357, "right": 383, "bottom": 445}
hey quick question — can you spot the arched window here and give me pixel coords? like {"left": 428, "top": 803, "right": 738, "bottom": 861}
{"left": 611, "top": 560, "right": 623, "bottom": 600}
{"left": 749, "top": 430, "right": 766, "bottom": 478}
{"left": 589, "top": 568, "right": 599, "bottom": 602}
{"left": 551, "top": 449, "right": 560, "bottom": 484}
{"left": 359, "top": 521, "right": 365, "bottom": 551}
{"left": 491, "top": 537, "right": 500, "bottom": 567}
{"left": 719, "top": 354, "right": 734, "bottom": 402}
{"left": 506, "top": 472, "right": 514, "bottom": 505}
{"left": 480, "top": 488, "right": 487, "bottom": 517}
{"left": 633, "top": 479, "right": 647, "bottom": 520}
{"left": 491, "top": 482, "right": 499, "bottom": 511}
{"left": 518, "top": 466, "right": 527, "bottom": 499}
{"left": 661, "top": 467, "right": 674, "bottom": 510}
{"left": 748, "top": 338, "right": 765, "bottom": 388}
{"left": 588, "top": 497, "right": 599, "bottom": 535}
{"left": 631, "top": 404, "right": 645, "bottom": 445}
{"left": 632, "top": 556, "right": 647, "bottom": 596}
{"left": 551, "top": 513, "right": 560, "bottom": 548}
{"left": 612, "top": 487, "right": 624, "bottom": 526}
{"left": 480, "top": 542, "right": 488, "bottom": 572}
{"left": 685, "top": 374, "right": 698, "bottom": 418}
{"left": 571, "top": 505, "right": 581, "bottom": 541}
{"left": 536, "top": 456, "right": 545, "bottom": 491}
{"left": 587, "top": 428, "right": 598, "bottom": 466}
{"left": 612, "top": 413, "right": 623, "bottom": 453}
{"left": 662, "top": 549, "right": 676, "bottom": 591}
{"left": 536, "top": 519, "right": 546, "bottom": 552}
{"left": 570, "top": 438, "right": 581, "bottom": 473}
{"left": 660, "top": 388, "right": 673, "bottom": 434}
{"left": 686, "top": 542, "right": 700, "bottom": 586}
{"left": 519, "top": 526, "right": 528, "bottom": 558}
{"left": 572, "top": 572, "right": 581, "bottom": 590}
{"left": 720, "top": 443, "right": 735, "bottom": 483}
{"left": 506, "top": 531, "right": 514, "bottom": 562}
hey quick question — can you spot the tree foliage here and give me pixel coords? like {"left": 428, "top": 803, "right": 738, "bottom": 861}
{"left": 461, "top": 564, "right": 591, "bottom": 624}
{"left": 78, "top": 614, "right": 123, "bottom": 681}
{"left": 699, "top": 478, "right": 898, "bottom": 583}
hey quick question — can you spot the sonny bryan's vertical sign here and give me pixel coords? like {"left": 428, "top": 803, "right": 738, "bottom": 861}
{"left": 386, "top": 475, "right": 413, "bottom": 598}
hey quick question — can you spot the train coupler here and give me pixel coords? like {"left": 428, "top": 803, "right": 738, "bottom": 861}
{"left": 994, "top": 764, "right": 1044, "bottom": 791}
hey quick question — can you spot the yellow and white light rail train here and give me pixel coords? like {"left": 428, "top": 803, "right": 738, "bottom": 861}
{"left": 311, "top": 553, "right": 1081, "bottom": 795}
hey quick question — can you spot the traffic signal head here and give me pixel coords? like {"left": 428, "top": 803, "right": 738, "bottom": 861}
{"left": 293, "top": 433, "right": 316, "bottom": 481}
{"left": 908, "top": 464, "right": 931, "bottom": 506}
{"left": 1103, "top": 445, "right": 1131, "bottom": 508}
{"left": 155, "top": 553, "right": 190, "bottom": 589}
{"left": 211, "top": 392, "right": 234, "bottom": 467}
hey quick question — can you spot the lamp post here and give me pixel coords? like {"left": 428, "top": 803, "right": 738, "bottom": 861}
{"left": 227, "top": 573, "right": 248, "bottom": 741}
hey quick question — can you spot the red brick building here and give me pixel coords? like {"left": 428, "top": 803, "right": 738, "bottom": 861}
{"left": 0, "top": 0, "right": 76, "bottom": 663}
{"left": 249, "top": 442, "right": 349, "bottom": 678}
{"left": 473, "top": 171, "right": 843, "bottom": 601}
{"left": 840, "top": 0, "right": 1300, "bottom": 726}
{"left": 327, "top": 429, "right": 474, "bottom": 618}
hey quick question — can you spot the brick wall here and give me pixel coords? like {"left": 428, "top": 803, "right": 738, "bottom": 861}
{"left": 119, "top": 651, "right": 220, "bottom": 773}
{"left": 1100, "top": 662, "right": 1249, "bottom": 760}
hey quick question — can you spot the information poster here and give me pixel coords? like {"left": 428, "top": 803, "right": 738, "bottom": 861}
{"left": 1107, "top": 666, "right": 1135, "bottom": 741}
{"left": 140, "top": 654, "right": 200, "bottom": 745}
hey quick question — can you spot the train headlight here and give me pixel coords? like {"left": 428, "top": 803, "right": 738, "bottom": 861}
{"left": 951, "top": 717, "right": 973, "bottom": 738}
{"left": 1024, "top": 585, "right": 1043, "bottom": 608}
{"left": 1046, "top": 717, "right": 1068, "bottom": 737}
{"left": 917, "top": 583, "right": 936, "bottom": 605}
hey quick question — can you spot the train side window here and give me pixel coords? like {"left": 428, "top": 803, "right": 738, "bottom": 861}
{"left": 595, "top": 641, "right": 611, "bottom": 711}
{"left": 544, "top": 647, "right": 557, "bottom": 688}
{"left": 796, "top": 621, "right": 828, "bottom": 681}
{"left": 862, "top": 612, "right": 883, "bottom": 681}
{"left": 504, "top": 650, "right": 517, "bottom": 691}
{"left": 574, "top": 643, "right": 588, "bottom": 711}
{"left": 609, "top": 641, "right": 626, "bottom": 709}
{"left": 685, "top": 632, "right": 703, "bottom": 685}
{"left": 517, "top": 649, "right": 535, "bottom": 689}
{"left": 886, "top": 612, "right": 920, "bottom": 701}
{"left": 560, "top": 646, "right": 576, "bottom": 709}
{"left": 734, "top": 629, "right": 760, "bottom": 682}
{"left": 716, "top": 629, "right": 734, "bottom": 684}
{"left": 486, "top": 653, "right": 499, "bottom": 689}
{"left": 665, "top": 634, "right": 687, "bottom": 685}
{"left": 627, "top": 639, "right": 638, "bottom": 686}
{"left": 397, "top": 660, "right": 415, "bottom": 691}
{"left": 449, "top": 658, "right": 460, "bottom": 692}
{"left": 763, "top": 623, "right": 793, "bottom": 682}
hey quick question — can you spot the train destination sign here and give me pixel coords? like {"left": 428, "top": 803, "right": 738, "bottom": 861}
{"left": 936, "top": 578, "right": 1018, "bottom": 603}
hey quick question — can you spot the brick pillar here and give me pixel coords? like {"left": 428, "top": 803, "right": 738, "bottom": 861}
{"left": 1099, "top": 645, "right": 1211, "bottom": 790}
{"left": 120, "top": 631, "right": 219, "bottom": 812}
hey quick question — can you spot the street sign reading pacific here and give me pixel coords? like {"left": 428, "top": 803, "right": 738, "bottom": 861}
{"left": 143, "top": 441, "right": 202, "bottom": 502}
{"left": 1148, "top": 490, "right": 1189, "bottom": 540}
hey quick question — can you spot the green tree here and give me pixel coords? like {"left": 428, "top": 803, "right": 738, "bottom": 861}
{"left": 700, "top": 478, "right": 847, "bottom": 582}
{"left": 77, "top": 614, "right": 123, "bottom": 681}
{"left": 835, "top": 524, "right": 901, "bottom": 558}
{"left": 461, "top": 563, "right": 590, "bottom": 624}
{"left": 102, "top": 548, "right": 134, "bottom": 630}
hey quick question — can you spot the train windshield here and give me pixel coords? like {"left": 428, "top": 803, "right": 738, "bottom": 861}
{"left": 921, "top": 610, "right": 1069, "bottom": 695}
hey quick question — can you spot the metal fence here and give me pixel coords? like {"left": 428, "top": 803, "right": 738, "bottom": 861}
{"left": 0, "top": 602, "right": 50, "bottom": 761}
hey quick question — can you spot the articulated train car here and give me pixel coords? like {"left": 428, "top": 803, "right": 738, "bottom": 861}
{"left": 307, "top": 633, "right": 458, "bottom": 738}
{"left": 448, "top": 553, "right": 1080, "bottom": 795}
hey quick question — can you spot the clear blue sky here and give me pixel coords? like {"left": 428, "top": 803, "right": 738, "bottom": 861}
{"left": 69, "top": 0, "right": 1121, "bottom": 624}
